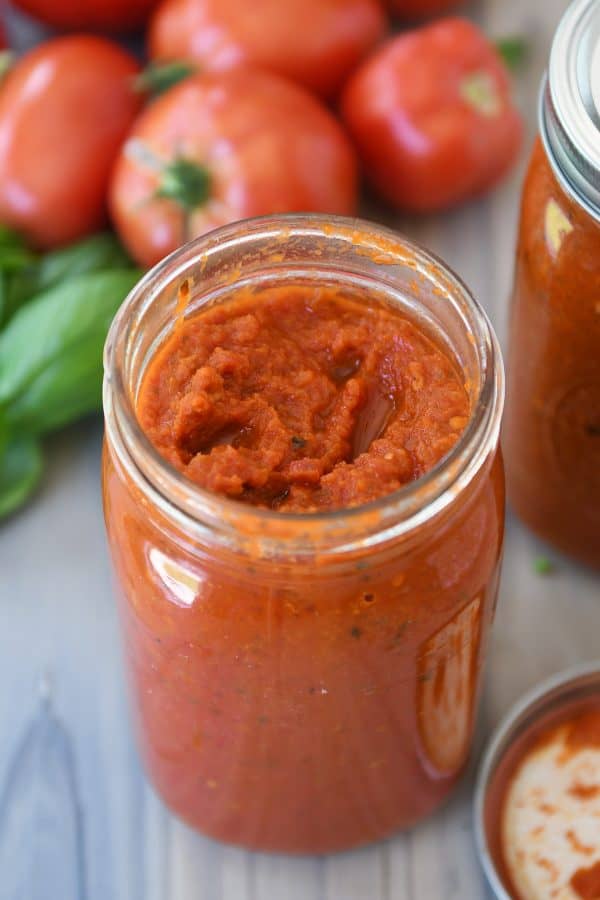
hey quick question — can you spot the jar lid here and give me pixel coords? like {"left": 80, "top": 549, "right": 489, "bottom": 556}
{"left": 474, "top": 662, "right": 600, "bottom": 899}
{"left": 541, "top": 0, "right": 600, "bottom": 222}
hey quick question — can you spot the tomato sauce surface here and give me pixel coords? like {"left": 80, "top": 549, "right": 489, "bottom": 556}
{"left": 137, "top": 284, "right": 470, "bottom": 511}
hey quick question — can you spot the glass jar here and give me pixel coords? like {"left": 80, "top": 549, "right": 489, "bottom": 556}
{"left": 504, "top": 0, "right": 600, "bottom": 569}
{"left": 102, "top": 214, "right": 505, "bottom": 853}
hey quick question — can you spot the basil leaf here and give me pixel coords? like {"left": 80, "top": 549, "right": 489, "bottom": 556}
{"left": 0, "top": 245, "right": 36, "bottom": 273}
{"left": 36, "top": 232, "right": 133, "bottom": 286}
{"left": 0, "top": 229, "right": 37, "bottom": 326}
{"left": 0, "top": 227, "right": 35, "bottom": 271}
{"left": 0, "top": 271, "right": 6, "bottom": 325}
{"left": 0, "top": 226, "right": 26, "bottom": 248}
{"left": 0, "top": 268, "right": 141, "bottom": 411}
{"left": 0, "top": 409, "right": 8, "bottom": 458}
{"left": 0, "top": 432, "right": 43, "bottom": 520}
{"left": 4, "top": 232, "right": 133, "bottom": 322}
{"left": 5, "top": 330, "right": 111, "bottom": 434}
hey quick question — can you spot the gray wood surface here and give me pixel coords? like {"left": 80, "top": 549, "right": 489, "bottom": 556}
{"left": 1, "top": 0, "right": 598, "bottom": 898}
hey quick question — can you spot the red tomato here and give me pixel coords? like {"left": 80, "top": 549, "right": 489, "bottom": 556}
{"left": 109, "top": 68, "right": 358, "bottom": 267}
{"left": 12, "top": 0, "right": 160, "bottom": 32}
{"left": 341, "top": 18, "right": 523, "bottom": 213}
{"left": 0, "top": 36, "right": 141, "bottom": 249}
{"left": 148, "top": 0, "right": 387, "bottom": 99}
{"left": 387, "top": 0, "right": 463, "bottom": 17}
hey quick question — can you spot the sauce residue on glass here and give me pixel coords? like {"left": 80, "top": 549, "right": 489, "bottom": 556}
{"left": 137, "top": 283, "right": 470, "bottom": 512}
{"left": 484, "top": 698, "right": 600, "bottom": 900}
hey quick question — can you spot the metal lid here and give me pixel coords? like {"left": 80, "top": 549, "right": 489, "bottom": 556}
{"left": 540, "top": 0, "right": 600, "bottom": 222}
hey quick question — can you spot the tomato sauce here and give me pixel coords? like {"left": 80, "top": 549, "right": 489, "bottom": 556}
{"left": 102, "top": 219, "right": 504, "bottom": 852}
{"left": 504, "top": 140, "right": 600, "bottom": 568}
{"left": 484, "top": 697, "right": 600, "bottom": 900}
{"left": 138, "top": 285, "right": 470, "bottom": 511}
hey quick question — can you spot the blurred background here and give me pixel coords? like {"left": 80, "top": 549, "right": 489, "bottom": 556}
{"left": 0, "top": 1, "right": 597, "bottom": 898}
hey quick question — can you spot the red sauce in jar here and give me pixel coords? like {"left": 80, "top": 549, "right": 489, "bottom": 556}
{"left": 103, "top": 234, "right": 504, "bottom": 853}
{"left": 484, "top": 696, "right": 600, "bottom": 900}
{"left": 138, "top": 285, "right": 470, "bottom": 511}
{"left": 504, "top": 139, "right": 600, "bottom": 569}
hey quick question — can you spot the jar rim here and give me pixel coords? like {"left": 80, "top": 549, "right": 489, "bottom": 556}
{"left": 103, "top": 214, "right": 504, "bottom": 555}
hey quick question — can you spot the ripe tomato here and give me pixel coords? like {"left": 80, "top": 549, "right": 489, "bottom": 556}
{"left": 341, "top": 18, "right": 523, "bottom": 213}
{"left": 386, "top": 0, "right": 463, "bottom": 17}
{"left": 11, "top": 0, "right": 160, "bottom": 32}
{"left": 148, "top": 0, "right": 387, "bottom": 99}
{"left": 110, "top": 68, "right": 358, "bottom": 267}
{"left": 0, "top": 36, "right": 141, "bottom": 249}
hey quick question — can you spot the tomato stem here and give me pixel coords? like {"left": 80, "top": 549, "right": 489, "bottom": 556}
{"left": 495, "top": 36, "right": 529, "bottom": 72}
{"left": 134, "top": 61, "right": 197, "bottom": 98}
{"left": 126, "top": 140, "right": 212, "bottom": 236}
{"left": 157, "top": 158, "right": 212, "bottom": 212}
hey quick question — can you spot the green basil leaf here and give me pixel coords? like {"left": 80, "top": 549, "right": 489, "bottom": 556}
{"left": 5, "top": 329, "right": 110, "bottom": 434}
{"left": 0, "top": 271, "right": 6, "bottom": 325}
{"left": 0, "top": 229, "right": 35, "bottom": 325}
{"left": 0, "top": 409, "right": 8, "bottom": 459}
{"left": 0, "top": 268, "right": 141, "bottom": 409}
{"left": 36, "top": 232, "right": 133, "bottom": 286}
{"left": 0, "top": 432, "right": 43, "bottom": 520}
{"left": 0, "top": 225, "right": 26, "bottom": 248}
{"left": 0, "top": 227, "right": 35, "bottom": 274}
{"left": 4, "top": 232, "right": 133, "bottom": 321}
{"left": 0, "top": 245, "right": 37, "bottom": 273}
{"left": 0, "top": 242, "right": 38, "bottom": 327}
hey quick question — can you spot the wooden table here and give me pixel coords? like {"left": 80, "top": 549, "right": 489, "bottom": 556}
{"left": 1, "top": 0, "right": 598, "bottom": 897}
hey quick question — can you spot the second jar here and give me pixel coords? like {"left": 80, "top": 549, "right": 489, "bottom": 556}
{"left": 504, "top": 0, "right": 600, "bottom": 569}
{"left": 103, "top": 215, "right": 504, "bottom": 853}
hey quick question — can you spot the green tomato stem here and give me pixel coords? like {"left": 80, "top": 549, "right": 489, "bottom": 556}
{"left": 495, "top": 36, "right": 529, "bottom": 72}
{"left": 134, "top": 61, "right": 197, "bottom": 98}
{"left": 126, "top": 140, "right": 212, "bottom": 240}
{"left": 156, "top": 157, "right": 212, "bottom": 213}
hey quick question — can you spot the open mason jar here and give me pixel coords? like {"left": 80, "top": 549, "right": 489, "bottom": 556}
{"left": 102, "top": 215, "right": 505, "bottom": 853}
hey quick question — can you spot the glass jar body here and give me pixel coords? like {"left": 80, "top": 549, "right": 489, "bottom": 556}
{"left": 504, "top": 139, "right": 600, "bottom": 568}
{"left": 102, "top": 215, "right": 505, "bottom": 852}
{"left": 103, "top": 440, "right": 504, "bottom": 853}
